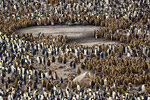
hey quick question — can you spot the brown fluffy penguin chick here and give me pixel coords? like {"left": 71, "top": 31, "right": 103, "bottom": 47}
{"left": 47, "top": 59, "right": 51, "bottom": 66}
{"left": 79, "top": 53, "right": 84, "bottom": 59}
{"left": 88, "top": 63, "right": 92, "bottom": 70}
{"left": 122, "top": 84, "right": 127, "bottom": 92}
{"left": 69, "top": 53, "right": 73, "bottom": 59}
{"left": 120, "top": 35, "right": 126, "bottom": 43}
{"left": 42, "top": 79, "right": 47, "bottom": 87}
{"left": 27, "top": 80, "right": 33, "bottom": 87}
{"left": 46, "top": 82, "right": 53, "bottom": 90}
{"left": 74, "top": 57, "right": 78, "bottom": 63}
{"left": 63, "top": 56, "right": 67, "bottom": 64}
{"left": 51, "top": 56, "right": 55, "bottom": 62}
{"left": 72, "top": 81, "right": 77, "bottom": 89}
{"left": 14, "top": 76, "right": 20, "bottom": 88}
{"left": 80, "top": 62, "right": 85, "bottom": 70}
{"left": 76, "top": 67, "right": 81, "bottom": 75}
{"left": 58, "top": 55, "right": 62, "bottom": 63}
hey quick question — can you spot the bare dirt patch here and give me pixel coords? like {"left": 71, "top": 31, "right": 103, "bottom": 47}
{"left": 16, "top": 25, "right": 119, "bottom": 46}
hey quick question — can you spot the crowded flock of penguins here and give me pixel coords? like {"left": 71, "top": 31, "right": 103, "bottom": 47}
{"left": 0, "top": 0, "right": 150, "bottom": 99}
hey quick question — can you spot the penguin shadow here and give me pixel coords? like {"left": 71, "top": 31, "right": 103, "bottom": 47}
{"left": 67, "top": 33, "right": 117, "bottom": 45}
{"left": 67, "top": 33, "right": 98, "bottom": 44}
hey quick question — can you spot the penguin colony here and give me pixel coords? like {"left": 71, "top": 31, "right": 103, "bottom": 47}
{"left": 0, "top": 0, "right": 150, "bottom": 99}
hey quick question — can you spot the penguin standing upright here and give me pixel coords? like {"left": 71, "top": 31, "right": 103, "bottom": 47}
{"left": 72, "top": 62, "right": 76, "bottom": 69}
{"left": 47, "top": 59, "right": 51, "bottom": 66}
{"left": 76, "top": 67, "right": 81, "bottom": 75}
{"left": 141, "top": 84, "right": 145, "bottom": 92}
{"left": 90, "top": 80, "right": 95, "bottom": 89}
